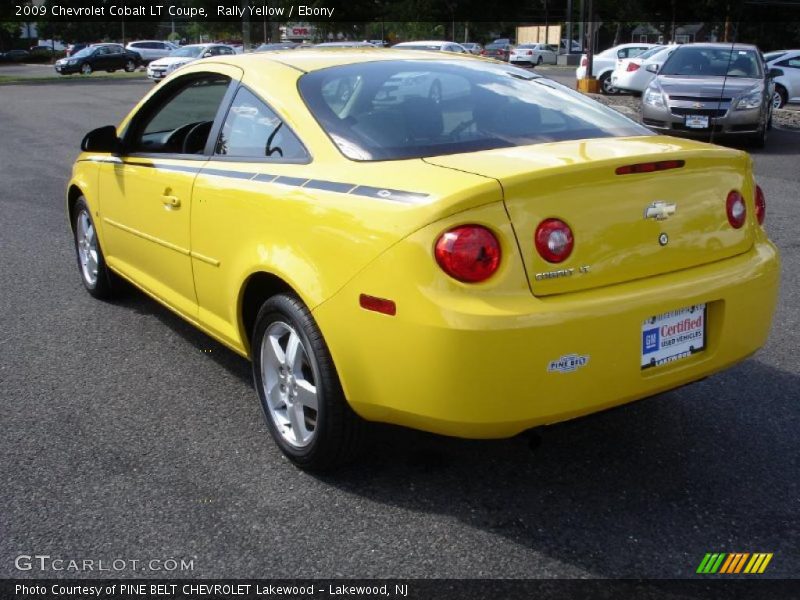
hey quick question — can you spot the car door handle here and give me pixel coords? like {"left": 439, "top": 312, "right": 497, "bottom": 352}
{"left": 161, "top": 194, "right": 180, "bottom": 208}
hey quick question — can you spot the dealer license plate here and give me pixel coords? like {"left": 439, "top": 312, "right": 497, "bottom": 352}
{"left": 685, "top": 115, "right": 709, "bottom": 129}
{"left": 641, "top": 304, "right": 706, "bottom": 369}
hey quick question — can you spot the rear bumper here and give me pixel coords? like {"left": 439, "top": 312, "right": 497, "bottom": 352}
{"left": 314, "top": 237, "right": 779, "bottom": 439}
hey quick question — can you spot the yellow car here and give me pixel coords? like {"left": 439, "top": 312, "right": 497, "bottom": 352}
{"left": 68, "top": 49, "right": 780, "bottom": 470}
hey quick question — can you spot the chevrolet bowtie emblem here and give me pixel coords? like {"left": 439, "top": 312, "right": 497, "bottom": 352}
{"left": 644, "top": 201, "right": 677, "bottom": 221}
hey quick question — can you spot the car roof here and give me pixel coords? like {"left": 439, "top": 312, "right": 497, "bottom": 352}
{"left": 202, "top": 48, "right": 484, "bottom": 72}
{"left": 676, "top": 43, "right": 759, "bottom": 51}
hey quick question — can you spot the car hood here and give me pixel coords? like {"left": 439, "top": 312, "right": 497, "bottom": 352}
{"left": 656, "top": 76, "right": 762, "bottom": 97}
{"left": 149, "top": 56, "right": 195, "bottom": 67}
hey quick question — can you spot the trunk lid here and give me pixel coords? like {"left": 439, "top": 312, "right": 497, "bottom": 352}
{"left": 425, "top": 136, "right": 754, "bottom": 296}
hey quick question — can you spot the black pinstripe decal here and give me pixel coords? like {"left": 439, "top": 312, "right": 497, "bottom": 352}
{"left": 78, "top": 157, "right": 430, "bottom": 204}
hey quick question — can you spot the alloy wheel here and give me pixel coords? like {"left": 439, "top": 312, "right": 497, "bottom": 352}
{"left": 260, "top": 321, "right": 319, "bottom": 448}
{"left": 75, "top": 210, "right": 98, "bottom": 287}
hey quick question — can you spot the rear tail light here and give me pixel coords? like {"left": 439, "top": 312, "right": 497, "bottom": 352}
{"left": 526, "top": 50, "right": 533, "bottom": 55}
{"left": 626, "top": 62, "right": 640, "bottom": 72}
{"left": 480, "top": 49, "right": 486, "bottom": 55}
{"left": 580, "top": 56, "right": 587, "bottom": 67}
{"left": 755, "top": 185, "right": 766, "bottom": 225}
{"left": 726, "top": 190, "right": 746, "bottom": 229}
{"left": 434, "top": 225, "right": 501, "bottom": 283}
{"left": 535, "top": 219, "right": 574, "bottom": 263}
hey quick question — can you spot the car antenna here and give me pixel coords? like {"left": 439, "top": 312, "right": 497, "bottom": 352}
{"left": 711, "top": 19, "right": 739, "bottom": 146}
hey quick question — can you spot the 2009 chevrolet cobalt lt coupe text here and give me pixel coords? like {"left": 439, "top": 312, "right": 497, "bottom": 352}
{"left": 68, "top": 50, "right": 779, "bottom": 470}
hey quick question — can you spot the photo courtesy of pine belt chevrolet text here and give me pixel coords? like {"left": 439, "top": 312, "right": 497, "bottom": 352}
{"left": 66, "top": 48, "right": 780, "bottom": 470}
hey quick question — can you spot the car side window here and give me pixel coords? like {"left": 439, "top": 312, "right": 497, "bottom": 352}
{"left": 215, "top": 87, "right": 308, "bottom": 160}
{"left": 128, "top": 74, "right": 231, "bottom": 155}
{"left": 777, "top": 58, "right": 800, "bottom": 69}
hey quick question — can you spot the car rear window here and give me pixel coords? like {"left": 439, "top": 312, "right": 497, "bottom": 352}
{"left": 298, "top": 60, "right": 651, "bottom": 161}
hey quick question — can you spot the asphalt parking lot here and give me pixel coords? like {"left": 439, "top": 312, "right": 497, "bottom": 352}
{"left": 1, "top": 78, "right": 798, "bottom": 580}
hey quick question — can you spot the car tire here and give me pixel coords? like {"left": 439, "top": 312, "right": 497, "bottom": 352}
{"left": 72, "top": 197, "right": 116, "bottom": 299}
{"left": 251, "top": 293, "right": 365, "bottom": 471}
{"left": 80, "top": 63, "right": 92, "bottom": 75}
{"left": 124, "top": 60, "right": 136, "bottom": 72}
{"left": 773, "top": 85, "right": 787, "bottom": 109}
{"left": 599, "top": 72, "right": 618, "bottom": 95}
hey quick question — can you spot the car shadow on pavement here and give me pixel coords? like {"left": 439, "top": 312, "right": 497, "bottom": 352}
{"left": 312, "top": 359, "right": 799, "bottom": 577}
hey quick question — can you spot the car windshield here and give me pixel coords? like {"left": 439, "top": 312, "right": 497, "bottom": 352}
{"left": 298, "top": 60, "right": 651, "bottom": 161}
{"left": 485, "top": 44, "right": 504, "bottom": 50}
{"left": 517, "top": 45, "right": 536, "bottom": 49}
{"left": 72, "top": 47, "right": 95, "bottom": 58}
{"left": 660, "top": 47, "right": 762, "bottom": 78}
{"left": 170, "top": 46, "right": 205, "bottom": 58}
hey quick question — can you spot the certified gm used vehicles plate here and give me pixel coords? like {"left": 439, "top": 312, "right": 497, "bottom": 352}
{"left": 67, "top": 49, "right": 780, "bottom": 470}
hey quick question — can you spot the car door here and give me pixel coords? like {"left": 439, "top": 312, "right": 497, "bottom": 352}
{"left": 90, "top": 46, "right": 109, "bottom": 70}
{"left": 97, "top": 66, "right": 242, "bottom": 318}
{"left": 189, "top": 85, "right": 311, "bottom": 347}
{"left": 108, "top": 45, "right": 126, "bottom": 69}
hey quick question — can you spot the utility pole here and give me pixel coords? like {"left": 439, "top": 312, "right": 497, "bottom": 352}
{"left": 565, "top": 0, "right": 572, "bottom": 53}
{"left": 576, "top": 0, "right": 598, "bottom": 93}
{"left": 241, "top": 0, "right": 251, "bottom": 51}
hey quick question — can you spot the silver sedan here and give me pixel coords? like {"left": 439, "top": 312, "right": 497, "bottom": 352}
{"left": 641, "top": 43, "right": 779, "bottom": 147}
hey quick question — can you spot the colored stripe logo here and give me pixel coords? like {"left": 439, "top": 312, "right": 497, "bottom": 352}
{"left": 697, "top": 552, "right": 773, "bottom": 574}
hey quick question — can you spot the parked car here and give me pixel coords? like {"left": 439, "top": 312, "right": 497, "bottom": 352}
{"left": 70, "top": 50, "right": 778, "bottom": 470}
{"left": 392, "top": 41, "right": 467, "bottom": 53}
{"left": 461, "top": 42, "right": 483, "bottom": 55}
{"left": 764, "top": 49, "right": 800, "bottom": 108}
{"left": 510, "top": 43, "right": 558, "bottom": 66}
{"left": 54, "top": 44, "right": 141, "bottom": 75}
{"left": 255, "top": 43, "right": 298, "bottom": 52}
{"left": 369, "top": 40, "right": 387, "bottom": 47}
{"left": 29, "top": 45, "right": 55, "bottom": 55}
{"left": 576, "top": 43, "right": 656, "bottom": 94}
{"left": 611, "top": 45, "right": 678, "bottom": 94}
{"left": 147, "top": 44, "right": 235, "bottom": 82}
{"left": 0, "top": 49, "right": 30, "bottom": 62}
{"left": 641, "top": 43, "right": 779, "bottom": 147}
{"left": 561, "top": 39, "right": 582, "bottom": 53}
{"left": 126, "top": 41, "right": 178, "bottom": 64}
{"left": 481, "top": 42, "right": 513, "bottom": 61}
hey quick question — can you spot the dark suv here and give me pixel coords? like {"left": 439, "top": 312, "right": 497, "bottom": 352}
{"left": 54, "top": 44, "right": 141, "bottom": 75}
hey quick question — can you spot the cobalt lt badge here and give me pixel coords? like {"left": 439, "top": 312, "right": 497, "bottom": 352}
{"left": 659, "top": 232, "right": 669, "bottom": 246}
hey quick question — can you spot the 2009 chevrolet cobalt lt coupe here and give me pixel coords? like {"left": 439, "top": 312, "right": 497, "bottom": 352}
{"left": 68, "top": 50, "right": 779, "bottom": 470}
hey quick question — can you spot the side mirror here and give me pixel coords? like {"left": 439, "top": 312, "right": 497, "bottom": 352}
{"left": 646, "top": 63, "right": 659, "bottom": 74}
{"left": 768, "top": 67, "right": 784, "bottom": 79}
{"left": 203, "top": 52, "right": 212, "bottom": 58}
{"left": 81, "top": 125, "right": 120, "bottom": 154}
